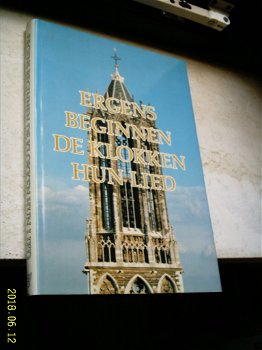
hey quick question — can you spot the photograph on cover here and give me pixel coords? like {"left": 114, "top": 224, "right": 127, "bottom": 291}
{"left": 30, "top": 19, "right": 221, "bottom": 294}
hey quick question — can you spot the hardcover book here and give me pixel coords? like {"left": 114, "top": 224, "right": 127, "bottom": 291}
{"left": 25, "top": 19, "right": 221, "bottom": 295}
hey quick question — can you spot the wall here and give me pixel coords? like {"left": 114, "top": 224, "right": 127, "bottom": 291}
{"left": 187, "top": 63, "right": 261, "bottom": 257}
{"left": 0, "top": 9, "right": 261, "bottom": 259}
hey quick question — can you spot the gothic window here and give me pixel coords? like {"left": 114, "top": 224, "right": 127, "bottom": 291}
{"left": 97, "top": 120, "right": 109, "bottom": 158}
{"left": 142, "top": 140, "right": 162, "bottom": 232}
{"left": 159, "top": 276, "right": 176, "bottom": 293}
{"left": 133, "top": 188, "right": 142, "bottom": 229}
{"left": 97, "top": 129, "right": 115, "bottom": 231}
{"left": 115, "top": 133, "right": 132, "bottom": 178}
{"left": 153, "top": 238, "right": 172, "bottom": 264}
{"left": 128, "top": 277, "right": 152, "bottom": 294}
{"left": 99, "top": 275, "right": 118, "bottom": 294}
{"left": 146, "top": 189, "right": 162, "bottom": 232}
{"left": 120, "top": 185, "right": 128, "bottom": 227}
{"left": 122, "top": 236, "right": 148, "bottom": 263}
{"left": 101, "top": 183, "right": 114, "bottom": 230}
{"left": 148, "top": 190, "right": 157, "bottom": 231}
{"left": 97, "top": 235, "right": 116, "bottom": 262}
{"left": 120, "top": 181, "right": 136, "bottom": 228}
{"left": 116, "top": 131, "right": 141, "bottom": 229}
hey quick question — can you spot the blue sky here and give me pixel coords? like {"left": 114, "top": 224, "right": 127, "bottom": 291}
{"left": 34, "top": 19, "right": 221, "bottom": 294}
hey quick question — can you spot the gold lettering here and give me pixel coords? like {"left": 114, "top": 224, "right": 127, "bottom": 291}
{"left": 132, "top": 103, "right": 147, "bottom": 119}
{"left": 158, "top": 129, "right": 171, "bottom": 146}
{"left": 130, "top": 171, "right": 142, "bottom": 188}
{"left": 93, "top": 93, "right": 107, "bottom": 111}
{"left": 120, "top": 100, "right": 132, "bottom": 116}
{"left": 79, "top": 114, "right": 91, "bottom": 131}
{"left": 141, "top": 172, "right": 150, "bottom": 189}
{"left": 147, "top": 150, "right": 161, "bottom": 167}
{"left": 89, "top": 141, "right": 105, "bottom": 158}
{"left": 172, "top": 155, "right": 186, "bottom": 170}
{"left": 147, "top": 128, "right": 159, "bottom": 144}
{"left": 90, "top": 117, "right": 107, "bottom": 133}
{"left": 105, "top": 97, "right": 121, "bottom": 114}
{"left": 104, "top": 143, "right": 117, "bottom": 160}
{"left": 161, "top": 152, "right": 173, "bottom": 168}
{"left": 162, "top": 175, "right": 176, "bottom": 191}
{"left": 132, "top": 148, "right": 146, "bottom": 165}
{"left": 150, "top": 174, "right": 162, "bottom": 190}
{"left": 114, "top": 121, "right": 130, "bottom": 138}
{"left": 53, "top": 134, "right": 71, "bottom": 153}
{"left": 116, "top": 145, "right": 133, "bottom": 162}
{"left": 71, "top": 137, "right": 84, "bottom": 155}
{"left": 71, "top": 162, "right": 91, "bottom": 181}
{"left": 65, "top": 111, "right": 79, "bottom": 129}
{"left": 146, "top": 105, "right": 157, "bottom": 121}
{"left": 131, "top": 124, "right": 147, "bottom": 141}
{"left": 79, "top": 91, "right": 92, "bottom": 107}
{"left": 106, "top": 119, "right": 115, "bottom": 136}
{"left": 107, "top": 167, "right": 123, "bottom": 185}
{"left": 91, "top": 165, "right": 106, "bottom": 183}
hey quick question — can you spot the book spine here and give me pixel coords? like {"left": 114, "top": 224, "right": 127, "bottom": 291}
{"left": 25, "top": 20, "right": 37, "bottom": 295}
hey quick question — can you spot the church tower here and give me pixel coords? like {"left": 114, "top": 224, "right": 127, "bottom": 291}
{"left": 83, "top": 51, "right": 184, "bottom": 294}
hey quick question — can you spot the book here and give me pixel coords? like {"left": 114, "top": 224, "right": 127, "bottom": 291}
{"left": 25, "top": 19, "right": 221, "bottom": 295}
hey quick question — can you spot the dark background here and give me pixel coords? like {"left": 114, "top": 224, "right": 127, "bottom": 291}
{"left": 0, "top": 0, "right": 262, "bottom": 77}
{"left": 0, "top": 259, "right": 262, "bottom": 349}
{"left": 0, "top": 0, "right": 261, "bottom": 349}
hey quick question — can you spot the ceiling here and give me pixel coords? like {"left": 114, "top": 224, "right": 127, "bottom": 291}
{"left": 1, "top": 0, "right": 261, "bottom": 77}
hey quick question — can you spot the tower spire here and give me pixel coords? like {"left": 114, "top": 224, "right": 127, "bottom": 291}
{"left": 111, "top": 48, "right": 121, "bottom": 68}
{"left": 84, "top": 53, "right": 184, "bottom": 294}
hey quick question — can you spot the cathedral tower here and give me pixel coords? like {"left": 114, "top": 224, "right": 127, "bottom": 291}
{"left": 83, "top": 52, "right": 184, "bottom": 294}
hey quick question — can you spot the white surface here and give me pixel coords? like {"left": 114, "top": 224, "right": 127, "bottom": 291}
{"left": 0, "top": 9, "right": 261, "bottom": 258}
{"left": 0, "top": 11, "right": 32, "bottom": 258}
{"left": 187, "top": 62, "right": 261, "bottom": 257}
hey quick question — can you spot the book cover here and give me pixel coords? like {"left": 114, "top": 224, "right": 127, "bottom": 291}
{"left": 25, "top": 19, "right": 221, "bottom": 295}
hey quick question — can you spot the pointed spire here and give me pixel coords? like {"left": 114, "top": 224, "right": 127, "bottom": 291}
{"left": 111, "top": 48, "right": 121, "bottom": 68}
{"left": 106, "top": 49, "right": 133, "bottom": 102}
{"left": 110, "top": 48, "right": 124, "bottom": 83}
